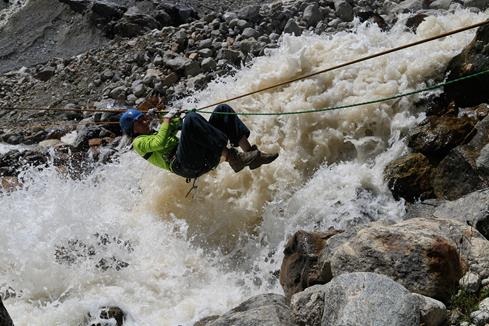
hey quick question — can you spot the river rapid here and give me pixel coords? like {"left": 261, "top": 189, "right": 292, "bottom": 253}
{"left": 0, "top": 9, "right": 486, "bottom": 325}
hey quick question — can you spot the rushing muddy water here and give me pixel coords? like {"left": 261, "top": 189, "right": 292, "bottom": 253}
{"left": 0, "top": 10, "right": 487, "bottom": 326}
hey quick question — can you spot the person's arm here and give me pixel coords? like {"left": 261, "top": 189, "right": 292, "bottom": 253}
{"left": 132, "top": 120, "right": 172, "bottom": 155}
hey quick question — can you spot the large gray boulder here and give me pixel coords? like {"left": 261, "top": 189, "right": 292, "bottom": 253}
{"left": 434, "top": 188, "right": 489, "bottom": 239}
{"left": 291, "top": 272, "right": 419, "bottom": 326}
{"left": 327, "top": 218, "right": 464, "bottom": 301}
{"left": 207, "top": 294, "right": 294, "bottom": 326}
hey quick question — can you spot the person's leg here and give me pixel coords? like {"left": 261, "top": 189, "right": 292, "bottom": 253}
{"left": 175, "top": 112, "right": 228, "bottom": 176}
{"left": 209, "top": 104, "right": 251, "bottom": 147}
{"left": 209, "top": 105, "right": 279, "bottom": 171}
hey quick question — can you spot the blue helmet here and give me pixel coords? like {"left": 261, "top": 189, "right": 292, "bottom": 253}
{"left": 119, "top": 109, "right": 143, "bottom": 136}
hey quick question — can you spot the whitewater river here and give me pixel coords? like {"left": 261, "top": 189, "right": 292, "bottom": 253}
{"left": 1, "top": 9, "right": 486, "bottom": 326}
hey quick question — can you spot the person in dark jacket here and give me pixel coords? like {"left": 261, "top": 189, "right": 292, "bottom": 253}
{"left": 119, "top": 104, "right": 279, "bottom": 179}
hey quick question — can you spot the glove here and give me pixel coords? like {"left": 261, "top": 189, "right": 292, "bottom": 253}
{"left": 146, "top": 108, "right": 159, "bottom": 118}
{"left": 164, "top": 107, "right": 182, "bottom": 119}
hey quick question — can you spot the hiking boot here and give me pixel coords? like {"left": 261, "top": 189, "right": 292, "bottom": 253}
{"left": 248, "top": 145, "right": 279, "bottom": 170}
{"left": 227, "top": 148, "right": 259, "bottom": 173}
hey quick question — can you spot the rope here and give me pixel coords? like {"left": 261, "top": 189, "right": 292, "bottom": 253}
{"left": 193, "top": 19, "right": 489, "bottom": 112}
{"left": 0, "top": 120, "right": 120, "bottom": 133}
{"left": 1, "top": 19, "right": 487, "bottom": 117}
{"left": 192, "top": 69, "right": 489, "bottom": 116}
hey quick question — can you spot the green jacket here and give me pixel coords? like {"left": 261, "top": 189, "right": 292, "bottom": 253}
{"left": 132, "top": 117, "right": 181, "bottom": 172}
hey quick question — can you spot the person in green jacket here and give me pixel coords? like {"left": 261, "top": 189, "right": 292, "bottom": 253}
{"left": 119, "top": 104, "right": 278, "bottom": 179}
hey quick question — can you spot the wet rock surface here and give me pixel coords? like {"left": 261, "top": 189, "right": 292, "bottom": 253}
{"left": 384, "top": 152, "right": 435, "bottom": 202}
{"left": 279, "top": 229, "right": 343, "bottom": 301}
{"left": 433, "top": 188, "right": 489, "bottom": 239}
{"left": 291, "top": 272, "right": 419, "bottom": 326}
{"left": 86, "top": 306, "right": 125, "bottom": 326}
{"left": 445, "top": 24, "right": 489, "bottom": 108}
{"left": 205, "top": 293, "right": 294, "bottom": 326}
{"left": 281, "top": 217, "right": 489, "bottom": 303}
{"left": 0, "top": 297, "right": 14, "bottom": 326}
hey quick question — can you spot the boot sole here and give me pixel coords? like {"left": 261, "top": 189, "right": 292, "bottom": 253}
{"left": 249, "top": 153, "right": 279, "bottom": 170}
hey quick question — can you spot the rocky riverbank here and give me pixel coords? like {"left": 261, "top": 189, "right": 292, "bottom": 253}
{"left": 0, "top": 0, "right": 397, "bottom": 183}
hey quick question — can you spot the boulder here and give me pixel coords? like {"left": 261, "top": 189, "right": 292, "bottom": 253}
{"left": 281, "top": 218, "right": 489, "bottom": 305}
{"left": 280, "top": 229, "right": 343, "bottom": 301}
{"left": 303, "top": 3, "right": 323, "bottom": 27}
{"left": 470, "top": 306, "right": 489, "bottom": 325}
{"left": 464, "top": 0, "right": 489, "bottom": 10}
{"left": 34, "top": 67, "right": 55, "bottom": 81}
{"left": 184, "top": 60, "right": 202, "bottom": 77}
{"left": 237, "top": 5, "right": 261, "bottom": 23}
{"left": 356, "top": 11, "right": 388, "bottom": 31}
{"left": 157, "top": 3, "right": 197, "bottom": 25}
{"left": 131, "top": 82, "right": 146, "bottom": 98}
{"left": 429, "top": 0, "right": 452, "bottom": 9}
{"left": 405, "top": 13, "right": 428, "bottom": 31}
{"left": 113, "top": 10, "right": 160, "bottom": 38}
{"left": 290, "top": 285, "right": 325, "bottom": 326}
{"left": 216, "top": 49, "right": 241, "bottom": 64}
{"left": 434, "top": 188, "right": 489, "bottom": 239}
{"left": 432, "top": 147, "right": 485, "bottom": 200}
{"left": 109, "top": 86, "right": 127, "bottom": 100}
{"left": 153, "top": 10, "right": 173, "bottom": 26}
{"left": 283, "top": 19, "right": 302, "bottom": 36}
{"left": 407, "top": 115, "right": 476, "bottom": 157}
{"left": 290, "top": 272, "right": 419, "bottom": 326}
{"left": 165, "top": 56, "right": 191, "bottom": 71}
{"left": 242, "top": 27, "right": 259, "bottom": 39}
{"left": 459, "top": 271, "right": 481, "bottom": 293}
{"left": 86, "top": 306, "right": 125, "bottom": 326}
{"left": 161, "top": 72, "right": 179, "bottom": 87}
{"left": 91, "top": 1, "right": 126, "bottom": 21}
{"left": 201, "top": 58, "right": 217, "bottom": 72}
{"left": 0, "top": 297, "right": 14, "bottom": 326}
{"left": 384, "top": 152, "right": 435, "bottom": 202}
{"left": 334, "top": 0, "right": 354, "bottom": 22}
{"left": 59, "top": 0, "right": 91, "bottom": 13}
{"left": 412, "top": 293, "right": 447, "bottom": 326}
{"left": 327, "top": 218, "right": 465, "bottom": 301}
{"left": 207, "top": 294, "right": 294, "bottom": 326}
{"left": 445, "top": 25, "right": 489, "bottom": 107}
{"left": 194, "top": 315, "right": 220, "bottom": 326}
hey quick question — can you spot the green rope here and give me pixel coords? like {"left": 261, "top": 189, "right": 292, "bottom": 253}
{"left": 191, "top": 69, "right": 489, "bottom": 116}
